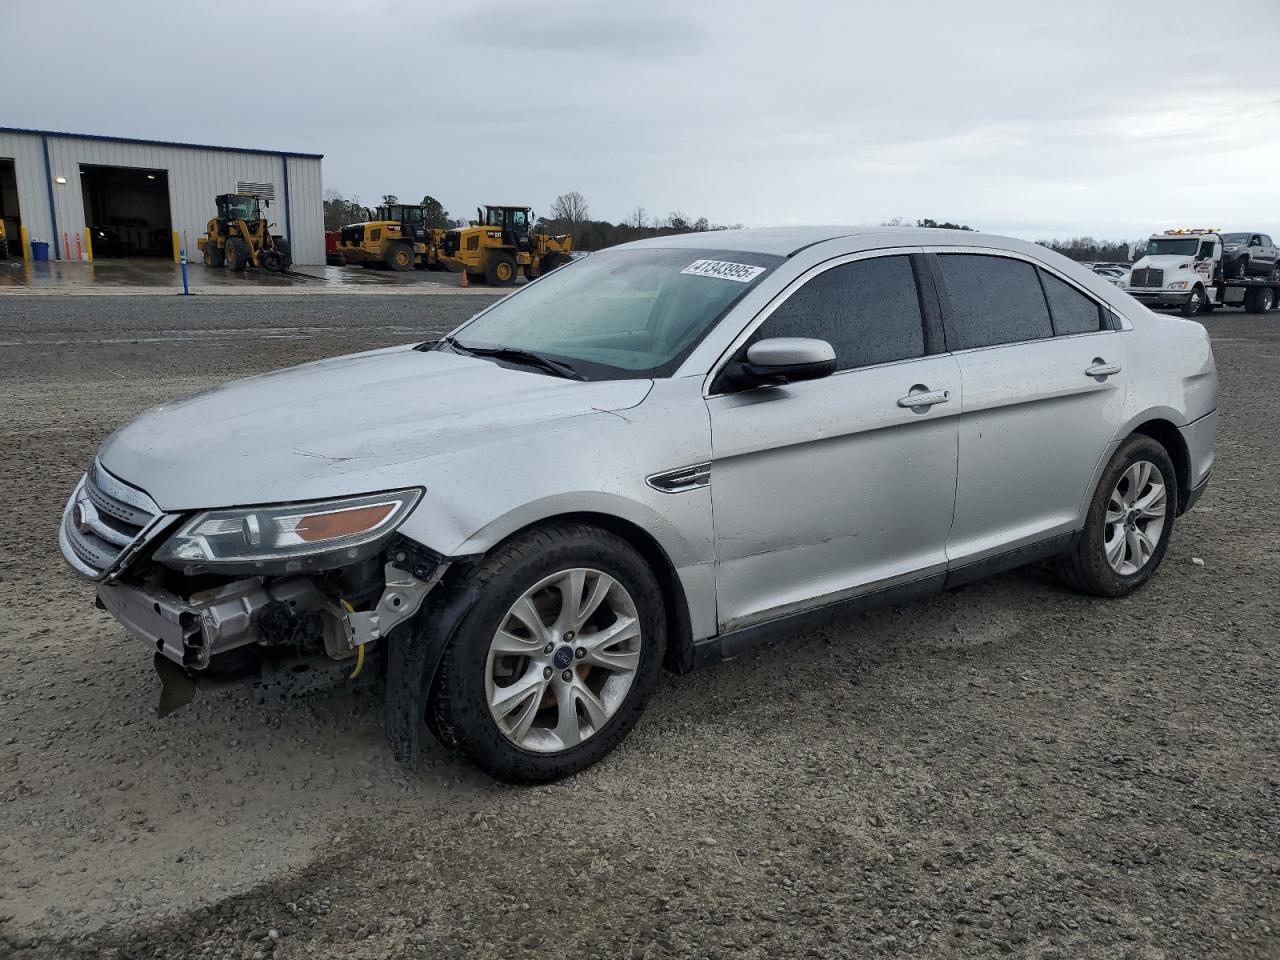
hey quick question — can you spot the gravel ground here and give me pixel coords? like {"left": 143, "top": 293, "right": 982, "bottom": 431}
{"left": 0, "top": 295, "right": 1275, "bottom": 959}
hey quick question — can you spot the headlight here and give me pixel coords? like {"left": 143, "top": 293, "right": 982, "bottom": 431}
{"left": 1167, "top": 281, "right": 1189, "bottom": 290}
{"left": 154, "top": 489, "right": 422, "bottom": 574}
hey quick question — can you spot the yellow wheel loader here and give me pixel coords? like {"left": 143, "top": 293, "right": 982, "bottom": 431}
{"left": 439, "top": 205, "right": 572, "bottom": 286}
{"left": 336, "top": 203, "right": 447, "bottom": 271}
{"left": 197, "top": 194, "right": 292, "bottom": 273}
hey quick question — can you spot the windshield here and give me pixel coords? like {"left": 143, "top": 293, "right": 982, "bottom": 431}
{"left": 1146, "top": 238, "right": 1198, "bottom": 257}
{"left": 221, "top": 197, "right": 260, "bottom": 221}
{"left": 1220, "top": 233, "right": 1249, "bottom": 244}
{"left": 445, "top": 247, "right": 783, "bottom": 380}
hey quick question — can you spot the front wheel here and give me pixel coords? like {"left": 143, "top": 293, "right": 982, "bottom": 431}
{"left": 223, "top": 236, "right": 247, "bottom": 272}
{"left": 1180, "top": 285, "right": 1205, "bottom": 316}
{"left": 429, "top": 523, "right": 665, "bottom": 783}
{"left": 1054, "top": 435, "right": 1177, "bottom": 597}
{"left": 386, "top": 243, "right": 415, "bottom": 271}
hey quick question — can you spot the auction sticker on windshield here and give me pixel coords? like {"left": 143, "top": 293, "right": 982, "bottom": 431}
{"left": 681, "top": 259, "right": 766, "bottom": 283}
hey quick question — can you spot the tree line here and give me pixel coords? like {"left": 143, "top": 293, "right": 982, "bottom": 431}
{"left": 324, "top": 189, "right": 1143, "bottom": 262}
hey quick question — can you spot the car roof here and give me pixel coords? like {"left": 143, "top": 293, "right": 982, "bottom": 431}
{"left": 621, "top": 225, "right": 1048, "bottom": 259}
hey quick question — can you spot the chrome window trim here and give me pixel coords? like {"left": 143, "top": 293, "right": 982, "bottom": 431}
{"left": 922, "top": 244, "right": 1135, "bottom": 334}
{"left": 702, "top": 245, "right": 925, "bottom": 399}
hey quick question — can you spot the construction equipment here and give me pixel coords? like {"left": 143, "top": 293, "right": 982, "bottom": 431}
{"left": 0, "top": 220, "right": 9, "bottom": 260}
{"left": 439, "top": 205, "right": 572, "bottom": 286}
{"left": 197, "top": 194, "right": 292, "bottom": 273}
{"left": 336, "top": 203, "right": 447, "bottom": 271}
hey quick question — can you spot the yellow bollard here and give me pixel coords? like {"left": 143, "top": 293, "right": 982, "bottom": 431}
{"left": 20, "top": 225, "right": 30, "bottom": 260}
{"left": 84, "top": 228, "right": 93, "bottom": 262}
{"left": 172, "top": 230, "right": 180, "bottom": 263}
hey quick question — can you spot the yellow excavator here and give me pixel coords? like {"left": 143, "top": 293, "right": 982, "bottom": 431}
{"left": 198, "top": 194, "right": 292, "bottom": 272}
{"left": 336, "top": 203, "right": 447, "bottom": 271}
{"left": 439, "top": 205, "right": 572, "bottom": 286}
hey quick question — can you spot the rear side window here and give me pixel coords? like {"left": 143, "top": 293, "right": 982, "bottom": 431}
{"left": 756, "top": 255, "right": 925, "bottom": 371}
{"left": 1039, "top": 270, "right": 1104, "bottom": 335}
{"left": 937, "top": 254, "right": 1053, "bottom": 350}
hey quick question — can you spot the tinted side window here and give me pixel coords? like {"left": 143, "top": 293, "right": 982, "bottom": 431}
{"left": 756, "top": 256, "right": 924, "bottom": 371}
{"left": 1040, "top": 270, "right": 1104, "bottom": 335}
{"left": 937, "top": 254, "right": 1053, "bottom": 350}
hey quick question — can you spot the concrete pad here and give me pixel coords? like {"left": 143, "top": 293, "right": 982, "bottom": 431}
{"left": 0, "top": 258, "right": 507, "bottom": 297}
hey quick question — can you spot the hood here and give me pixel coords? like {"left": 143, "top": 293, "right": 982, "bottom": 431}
{"left": 1132, "top": 254, "right": 1196, "bottom": 272}
{"left": 99, "top": 345, "right": 652, "bottom": 511}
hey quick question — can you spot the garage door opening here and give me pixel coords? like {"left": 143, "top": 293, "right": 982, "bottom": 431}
{"left": 80, "top": 164, "right": 172, "bottom": 258}
{"left": 1, "top": 159, "right": 19, "bottom": 259}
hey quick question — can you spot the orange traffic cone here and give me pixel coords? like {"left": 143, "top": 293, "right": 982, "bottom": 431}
{"left": 460, "top": 270, "right": 469, "bottom": 288}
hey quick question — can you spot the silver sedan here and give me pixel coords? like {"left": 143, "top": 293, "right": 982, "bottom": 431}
{"left": 59, "top": 227, "right": 1218, "bottom": 782}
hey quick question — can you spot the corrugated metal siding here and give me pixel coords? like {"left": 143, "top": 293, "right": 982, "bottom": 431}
{"left": 0, "top": 131, "right": 54, "bottom": 250}
{"left": 0, "top": 132, "right": 324, "bottom": 263}
{"left": 285, "top": 156, "right": 325, "bottom": 266}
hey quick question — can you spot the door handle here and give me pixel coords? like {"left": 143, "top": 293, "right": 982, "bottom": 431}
{"left": 897, "top": 387, "right": 951, "bottom": 411}
{"left": 1085, "top": 359, "right": 1122, "bottom": 380}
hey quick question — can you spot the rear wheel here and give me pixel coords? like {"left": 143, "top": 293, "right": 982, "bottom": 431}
{"left": 1180, "top": 285, "right": 1205, "bottom": 316}
{"left": 1246, "top": 286, "right": 1275, "bottom": 314}
{"left": 486, "top": 253, "right": 518, "bottom": 286}
{"left": 203, "top": 241, "right": 224, "bottom": 268}
{"left": 1055, "top": 434, "right": 1177, "bottom": 597}
{"left": 224, "top": 236, "right": 247, "bottom": 272}
{"left": 386, "top": 243, "right": 415, "bottom": 271}
{"left": 429, "top": 522, "right": 665, "bottom": 783}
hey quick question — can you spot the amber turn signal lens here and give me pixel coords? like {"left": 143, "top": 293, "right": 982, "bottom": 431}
{"left": 294, "top": 503, "right": 395, "bottom": 542}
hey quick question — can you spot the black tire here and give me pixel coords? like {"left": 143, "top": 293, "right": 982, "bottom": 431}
{"left": 386, "top": 243, "right": 415, "bottom": 271}
{"left": 429, "top": 522, "right": 666, "bottom": 783}
{"left": 224, "top": 236, "right": 247, "bottom": 272}
{"left": 260, "top": 250, "right": 284, "bottom": 273}
{"left": 0, "top": 236, "right": 12, "bottom": 260}
{"left": 485, "top": 252, "right": 518, "bottom": 286}
{"left": 273, "top": 237, "right": 292, "bottom": 272}
{"left": 1180, "top": 285, "right": 1205, "bottom": 317}
{"left": 1054, "top": 434, "right": 1178, "bottom": 598}
{"left": 203, "top": 241, "right": 225, "bottom": 268}
{"left": 1232, "top": 256, "right": 1250, "bottom": 279}
{"left": 1246, "top": 286, "right": 1275, "bottom": 314}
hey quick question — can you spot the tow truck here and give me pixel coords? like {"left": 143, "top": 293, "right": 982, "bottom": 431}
{"left": 1124, "top": 227, "right": 1279, "bottom": 316}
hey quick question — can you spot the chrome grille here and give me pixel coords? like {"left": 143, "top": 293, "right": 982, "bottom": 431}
{"left": 59, "top": 460, "right": 164, "bottom": 580}
{"left": 1130, "top": 267, "right": 1163, "bottom": 288}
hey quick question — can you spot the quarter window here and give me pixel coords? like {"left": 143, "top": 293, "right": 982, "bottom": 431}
{"left": 755, "top": 256, "right": 925, "bottom": 371}
{"left": 937, "top": 254, "right": 1053, "bottom": 350}
{"left": 1039, "top": 270, "right": 1104, "bottom": 336}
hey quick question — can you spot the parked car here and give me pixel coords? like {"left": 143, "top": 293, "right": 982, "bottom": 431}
{"left": 59, "top": 227, "right": 1218, "bottom": 782}
{"left": 1218, "top": 232, "right": 1278, "bottom": 278}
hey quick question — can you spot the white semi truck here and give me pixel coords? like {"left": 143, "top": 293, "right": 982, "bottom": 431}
{"left": 1123, "top": 228, "right": 1279, "bottom": 316}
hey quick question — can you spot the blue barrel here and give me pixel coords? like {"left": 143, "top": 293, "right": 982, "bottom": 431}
{"left": 31, "top": 240, "right": 49, "bottom": 262}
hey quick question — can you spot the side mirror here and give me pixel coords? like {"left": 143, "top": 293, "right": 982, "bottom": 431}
{"left": 727, "top": 337, "right": 836, "bottom": 388}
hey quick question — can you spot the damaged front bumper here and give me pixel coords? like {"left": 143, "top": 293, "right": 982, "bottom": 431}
{"left": 94, "top": 552, "right": 447, "bottom": 714}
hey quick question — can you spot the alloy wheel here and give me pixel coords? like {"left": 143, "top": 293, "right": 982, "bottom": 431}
{"left": 1103, "top": 460, "right": 1168, "bottom": 576}
{"left": 485, "top": 568, "right": 642, "bottom": 753}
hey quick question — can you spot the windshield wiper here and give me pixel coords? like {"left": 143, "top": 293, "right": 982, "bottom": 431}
{"left": 442, "top": 338, "right": 584, "bottom": 381}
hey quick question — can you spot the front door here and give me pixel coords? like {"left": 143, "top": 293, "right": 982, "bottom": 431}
{"left": 707, "top": 253, "right": 961, "bottom": 631}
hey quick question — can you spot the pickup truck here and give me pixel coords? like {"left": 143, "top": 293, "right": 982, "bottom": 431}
{"left": 1219, "top": 232, "right": 1279, "bottom": 279}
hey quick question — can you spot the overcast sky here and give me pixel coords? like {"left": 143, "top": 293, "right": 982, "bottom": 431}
{"left": 8, "top": 0, "right": 1279, "bottom": 240}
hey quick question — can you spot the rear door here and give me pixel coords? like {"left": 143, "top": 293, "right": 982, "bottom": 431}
{"left": 707, "top": 251, "right": 961, "bottom": 630}
{"left": 929, "top": 251, "right": 1128, "bottom": 566}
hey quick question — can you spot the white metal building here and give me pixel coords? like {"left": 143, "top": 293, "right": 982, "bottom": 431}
{"left": 0, "top": 128, "right": 325, "bottom": 265}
